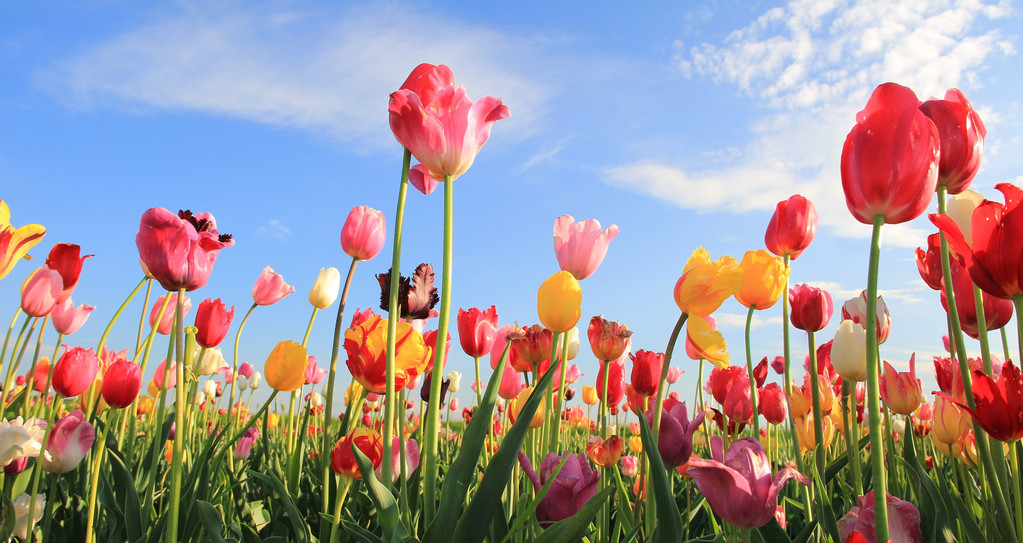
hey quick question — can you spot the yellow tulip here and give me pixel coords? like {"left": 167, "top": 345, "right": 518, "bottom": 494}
{"left": 628, "top": 436, "right": 643, "bottom": 454}
{"left": 264, "top": 340, "right": 308, "bottom": 392}
{"left": 537, "top": 270, "right": 582, "bottom": 332}
{"left": 582, "top": 385, "right": 599, "bottom": 406}
{"left": 734, "top": 249, "right": 789, "bottom": 310}
{"left": 673, "top": 248, "right": 742, "bottom": 316}
{"left": 136, "top": 395, "right": 156, "bottom": 416}
{"left": 794, "top": 414, "right": 834, "bottom": 453}
{"left": 686, "top": 315, "right": 729, "bottom": 369}
{"left": 509, "top": 386, "right": 545, "bottom": 429}
{"left": 0, "top": 200, "right": 46, "bottom": 280}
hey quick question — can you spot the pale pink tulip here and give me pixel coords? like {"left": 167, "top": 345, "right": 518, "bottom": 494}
{"left": 149, "top": 292, "right": 191, "bottom": 335}
{"left": 666, "top": 367, "right": 684, "bottom": 384}
{"left": 553, "top": 215, "right": 619, "bottom": 280}
{"left": 838, "top": 491, "right": 923, "bottom": 543}
{"left": 376, "top": 437, "right": 420, "bottom": 483}
{"left": 252, "top": 266, "right": 294, "bottom": 306}
{"left": 304, "top": 356, "right": 327, "bottom": 385}
{"left": 340, "top": 206, "right": 386, "bottom": 261}
{"left": 51, "top": 298, "right": 95, "bottom": 335}
{"left": 20, "top": 267, "right": 62, "bottom": 317}
{"left": 41, "top": 410, "right": 95, "bottom": 473}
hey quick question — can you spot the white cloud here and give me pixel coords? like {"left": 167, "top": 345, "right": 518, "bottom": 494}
{"left": 714, "top": 312, "right": 784, "bottom": 330}
{"left": 256, "top": 219, "right": 291, "bottom": 240}
{"left": 606, "top": 0, "right": 1014, "bottom": 247}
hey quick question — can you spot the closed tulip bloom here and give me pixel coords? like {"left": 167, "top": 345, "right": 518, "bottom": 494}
{"left": 735, "top": 249, "right": 789, "bottom": 310}
{"left": 264, "top": 341, "right": 308, "bottom": 393}
{"left": 509, "top": 386, "right": 545, "bottom": 428}
{"left": 507, "top": 324, "right": 553, "bottom": 374}
{"left": 252, "top": 266, "right": 294, "bottom": 306}
{"left": 194, "top": 346, "right": 226, "bottom": 376}
{"left": 237, "top": 361, "right": 255, "bottom": 380}
{"left": 0, "top": 201, "right": 46, "bottom": 280}
{"left": 586, "top": 435, "right": 624, "bottom": 468}
{"left": 687, "top": 315, "right": 730, "bottom": 369}
{"left": 331, "top": 428, "right": 384, "bottom": 479}
{"left": 556, "top": 326, "right": 581, "bottom": 361}
{"left": 20, "top": 267, "right": 62, "bottom": 317}
{"left": 831, "top": 320, "right": 868, "bottom": 382}
{"left": 919, "top": 88, "right": 986, "bottom": 194}
{"left": 582, "top": 385, "right": 599, "bottom": 406}
{"left": 838, "top": 491, "right": 923, "bottom": 543}
{"left": 620, "top": 455, "right": 639, "bottom": 477}
{"left": 151, "top": 359, "right": 176, "bottom": 391}
{"left": 648, "top": 397, "right": 705, "bottom": 467}
{"left": 758, "top": 383, "right": 788, "bottom": 425}
{"left": 446, "top": 370, "right": 461, "bottom": 393}
{"left": 537, "top": 271, "right": 582, "bottom": 333}
{"left": 943, "top": 359, "right": 1023, "bottom": 442}
{"left": 666, "top": 367, "right": 684, "bottom": 384}
{"left": 518, "top": 451, "right": 599, "bottom": 527}
{"left": 588, "top": 316, "right": 632, "bottom": 361}
{"left": 376, "top": 437, "right": 420, "bottom": 483}
{"left": 233, "top": 427, "right": 260, "bottom": 460}
{"left": 794, "top": 414, "right": 835, "bottom": 453}
{"left": 345, "top": 316, "right": 427, "bottom": 394}
{"left": 553, "top": 215, "right": 619, "bottom": 280}
{"left": 340, "top": 206, "right": 386, "bottom": 261}
{"left": 915, "top": 233, "right": 945, "bottom": 291}
{"left": 674, "top": 248, "right": 742, "bottom": 316}
{"left": 596, "top": 359, "right": 626, "bottom": 407}
{"left": 706, "top": 365, "right": 746, "bottom": 405}
{"left": 249, "top": 371, "right": 262, "bottom": 390}
{"left": 941, "top": 257, "right": 1013, "bottom": 339}
{"left": 880, "top": 358, "right": 923, "bottom": 416}
{"left": 51, "top": 298, "right": 95, "bottom": 335}
{"left": 51, "top": 346, "right": 98, "bottom": 398}
{"left": 498, "top": 364, "right": 524, "bottom": 400}
{"left": 788, "top": 284, "right": 833, "bottom": 332}
{"left": 41, "top": 410, "right": 95, "bottom": 473}
{"left": 931, "top": 396, "right": 970, "bottom": 445}
{"left": 630, "top": 350, "right": 664, "bottom": 397}
{"left": 193, "top": 298, "right": 233, "bottom": 348}
{"left": 149, "top": 292, "right": 191, "bottom": 336}
{"left": 765, "top": 195, "right": 818, "bottom": 260}
{"left": 135, "top": 208, "right": 233, "bottom": 292}
{"left": 723, "top": 379, "right": 754, "bottom": 424}
{"left": 457, "top": 305, "right": 499, "bottom": 358}
{"left": 841, "top": 291, "right": 891, "bottom": 344}
{"left": 841, "top": 83, "right": 940, "bottom": 225}
{"left": 304, "top": 355, "right": 327, "bottom": 385}
{"left": 388, "top": 63, "right": 510, "bottom": 183}
{"left": 688, "top": 437, "right": 810, "bottom": 529}
{"left": 101, "top": 359, "right": 142, "bottom": 409}
{"left": 308, "top": 267, "right": 341, "bottom": 309}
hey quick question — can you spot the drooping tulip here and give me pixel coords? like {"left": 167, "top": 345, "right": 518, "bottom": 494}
{"left": 0, "top": 200, "right": 46, "bottom": 280}
{"left": 687, "top": 315, "right": 730, "bottom": 369}
{"left": 41, "top": 410, "right": 95, "bottom": 473}
{"left": 840, "top": 82, "right": 940, "bottom": 225}
{"left": 735, "top": 249, "right": 789, "bottom": 310}
{"left": 149, "top": 292, "right": 191, "bottom": 336}
{"left": 553, "top": 215, "right": 619, "bottom": 280}
{"left": 345, "top": 316, "right": 428, "bottom": 394}
{"left": 331, "top": 428, "right": 383, "bottom": 480}
{"left": 838, "top": 491, "right": 923, "bottom": 543}
{"left": 44, "top": 243, "right": 93, "bottom": 304}
{"left": 919, "top": 88, "right": 986, "bottom": 194}
{"left": 788, "top": 284, "right": 833, "bottom": 332}
{"left": 647, "top": 397, "right": 705, "bottom": 467}
{"left": 308, "top": 267, "right": 341, "bottom": 309}
{"left": 587, "top": 316, "right": 632, "bottom": 362}
{"left": 764, "top": 195, "right": 818, "bottom": 260}
{"left": 518, "top": 451, "right": 599, "bottom": 527}
{"left": 51, "top": 346, "right": 98, "bottom": 398}
{"left": 50, "top": 298, "right": 95, "bottom": 335}
{"left": 457, "top": 305, "right": 499, "bottom": 358}
{"left": 252, "top": 266, "right": 295, "bottom": 306}
{"left": 388, "top": 63, "right": 510, "bottom": 183}
{"left": 537, "top": 271, "right": 582, "bottom": 333}
{"left": 674, "top": 247, "right": 742, "bottom": 316}
{"left": 135, "top": 208, "right": 233, "bottom": 292}
{"left": 914, "top": 233, "right": 945, "bottom": 291}
{"left": 20, "top": 267, "right": 62, "bottom": 317}
{"left": 942, "top": 359, "right": 1023, "bottom": 442}
{"left": 340, "top": 206, "right": 386, "bottom": 261}
{"left": 264, "top": 341, "right": 308, "bottom": 393}
{"left": 101, "top": 359, "right": 142, "bottom": 409}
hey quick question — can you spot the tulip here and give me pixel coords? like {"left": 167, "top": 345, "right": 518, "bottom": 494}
{"left": 596, "top": 359, "right": 626, "bottom": 407}
{"left": 788, "top": 284, "right": 833, "bottom": 332}
{"left": 507, "top": 324, "right": 553, "bottom": 374}
{"left": 509, "top": 386, "right": 544, "bottom": 428}
{"left": 304, "top": 355, "right": 327, "bottom": 385}
{"left": 941, "top": 254, "right": 1013, "bottom": 339}
{"left": 422, "top": 330, "right": 452, "bottom": 372}
{"left": 249, "top": 371, "right": 262, "bottom": 390}
{"left": 537, "top": 271, "right": 582, "bottom": 333}
{"left": 942, "top": 359, "right": 1023, "bottom": 442}
{"left": 831, "top": 320, "right": 868, "bottom": 382}
{"left": 931, "top": 396, "right": 970, "bottom": 445}
{"left": 674, "top": 247, "right": 742, "bottom": 316}
{"left": 518, "top": 451, "right": 600, "bottom": 527}
{"left": 0, "top": 200, "right": 46, "bottom": 280}
{"left": 945, "top": 189, "right": 986, "bottom": 247}
{"left": 376, "top": 264, "right": 438, "bottom": 320}
{"left": 880, "top": 356, "right": 923, "bottom": 417}
{"left": 765, "top": 195, "right": 818, "bottom": 260}
{"left": 919, "top": 88, "right": 986, "bottom": 194}
{"left": 193, "top": 298, "right": 234, "bottom": 348}
{"left": 556, "top": 326, "right": 580, "bottom": 360}
{"left": 388, "top": 63, "right": 510, "bottom": 183}
{"left": 308, "top": 267, "right": 341, "bottom": 309}
{"left": 101, "top": 359, "right": 142, "bottom": 409}
{"left": 149, "top": 292, "right": 191, "bottom": 335}
{"left": 51, "top": 298, "right": 95, "bottom": 335}
{"left": 341, "top": 206, "right": 386, "bottom": 261}
{"left": 20, "top": 267, "right": 62, "bottom": 317}
{"left": 620, "top": 455, "right": 639, "bottom": 477}
{"left": 194, "top": 346, "right": 226, "bottom": 376}
{"left": 841, "top": 83, "right": 940, "bottom": 225}
{"left": 44, "top": 243, "right": 92, "bottom": 304}
{"left": 446, "top": 370, "right": 461, "bottom": 393}
{"left": 264, "top": 341, "right": 308, "bottom": 393}
{"left": 235, "top": 375, "right": 248, "bottom": 393}
{"left": 233, "top": 427, "right": 260, "bottom": 460}
{"left": 135, "top": 208, "right": 233, "bottom": 292}
{"left": 237, "top": 361, "right": 254, "bottom": 380}
{"left": 553, "top": 215, "right": 619, "bottom": 280}
{"left": 252, "top": 266, "right": 295, "bottom": 306}
{"left": 51, "top": 346, "right": 98, "bottom": 398}
{"left": 457, "top": 306, "right": 498, "bottom": 358}
{"left": 666, "top": 367, "right": 684, "bottom": 384}
{"left": 582, "top": 385, "right": 599, "bottom": 406}
{"left": 841, "top": 291, "right": 891, "bottom": 344}
{"left": 0, "top": 417, "right": 45, "bottom": 467}
{"left": 794, "top": 413, "right": 836, "bottom": 453}
{"left": 688, "top": 437, "right": 810, "bottom": 529}
{"left": 345, "top": 316, "right": 428, "bottom": 394}
{"left": 758, "top": 383, "right": 787, "bottom": 425}
{"left": 686, "top": 315, "right": 730, "bottom": 369}
{"left": 41, "top": 410, "right": 95, "bottom": 473}
{"left": 706, "top": 365, "right": 746, "bottom": 405}
{"left": 770, "top": 355, "right": 785, "bottom": 375}
{"left": 914, "top": 233, "right": 945, "bottom": 291}
{"left": 838, "top": 491, "right": 923, "bottom": 543}
{"left": 723, "top": 378, "right": 754, "bottom": 425}
{"left": 587, "top": 316, "right": 632, "bottom": 361}
{"left": 685, "top": 314, "right": 716, "bottom": 360}
{"left": 648, "top": 397, "right": 705, "bottom": 467}
{"left": 498, "top": 364, "right": 524, "bottom": 400}
{"left": 203, "top": 379, "right": 218, "bottom": 399}
{"left": 331, "top": 428, "right": 384, "bottom": 480}
{"left": 586, "top": 435, "right": 624, "bottom": 468}
{"left": 735, "top": 249, "right": 789, "bottom": 310}
{"left": 376, "top": 437, "right": 420, "bottom": 483}
{"left": 11, "top": 493, "right": 45, "bottom": 541}
{"left": 630, "top": 350, "right": 664, "bottom": 397}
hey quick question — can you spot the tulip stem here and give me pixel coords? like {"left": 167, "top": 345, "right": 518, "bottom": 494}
{"left": 473, "top": 355, "right": 482, "bottom": 408}
{"left": 545, "top": 330, "right": 562, "bottom": 453}
{"left": 24, "top": 393, "right": 63, "bottom": 543}
{"left": 780, "top": 258, "right": 812, "bottom": 519}
{"left": 227, "top": 303, "right": 258, "bottom": 435}
{"left": 646, "top": 312, "right": 687, "bottom": 536}
{"left": 863, "top": 214, "right": 889, "bottom": 542}
{"left": 167, "top": 288, "right": 190, "bottom": 543}
{"left": 423, "top": 173, "right": 455, "bottom": 525}
{"left": 805, "top": 330, "right": 826, "bottom": 512}
{"left": 0, "top": 313, "right": 33, "bottom": 423}
{"left": 136, "top": 278, "right": 153, "bottom": 355}
{"left": 97, "top": 274, "right": 148, "bottom": 357}
{"left": 383, "top": 148, "right": 411, "bottom": 489}
{"left": 744, "top": 304, "right": 760, "bottom": 436}
{"left": 842, "top": 381, "right": 862, "bottom": 496}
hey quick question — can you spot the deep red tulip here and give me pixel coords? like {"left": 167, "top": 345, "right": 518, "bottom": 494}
{"left": 764, "top": 195, "right": 818, "bottom": 260}
{"left": 135, "top": 208, "right": 233, "bottom": 292}
{"left": 457, "top": 305, "right": 499, "bottom": 358}
{"left": 629, "top": 350, "right": 664, "bottom": 397}
{"left": 52, "top": 346, "right": 99, "bottom": 397}
{"left": 587, "top": 316, "right": 632, "bottom": 362}
{"left": 101, "top": 358, "right": 142, "bottom": 408}
{"left": 596, "top": 359, "right": 625, "bottom": 407}
{"left": 841, "top": 83, "right": 940, "bottom": 225}
{"left": 943, "top": 359, "right": 1023, "bottom": 442}
{"left": 919, "top": 88, "right": 986, "bottom": 194}
{"left": 194, "top": 298, "right": 234, "bottom": 348}
{"left": 706, "top": 365, "right": 746, "bottom": 405}
{"left": 752, "top": 356, "right": 768, "bottom": 389}
{"left": 915, "top": 233, "right": 946, "bottom": 291}
{"left": 940, "top": 256, "right": 1013, "bottom": 339}
{"left": 340, "top": 206, "right": 386, "bottom": 261}
{"left": 758, "top": 383, "right": 787, "bottom": 425}
{"left": 45, "top": 243, "right": 93, "bottom": 303}
{"left": 788, "top": 284, "right": 834, "bottom": 332}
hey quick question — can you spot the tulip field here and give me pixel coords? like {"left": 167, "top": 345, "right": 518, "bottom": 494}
{"left": 1, "top": 63, "right": 1021, "bottom": 543}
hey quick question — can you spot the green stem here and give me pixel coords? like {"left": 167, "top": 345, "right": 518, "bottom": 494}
{"left": 301, "top": 306, "right": 318, "bottom": 348}
{"left": 744, "top": 303, "right": 760, "bottom": 436}
{"left": 137, "top": 278, "right": 153, "bottom": 355}
{"left": 806, "top": 330, "right": 825, "bottom": 514}
{"left": 864, "top": 214, "right": 889, "bottom": 541}
{"left": 550, "top": 331, "right": 572, "bottom": 452}
{"left": 646, "top": 312, "right": 687, "bottom": 536}
{"left": 167, "top": 288, "right": 190, "bottom": 543}
{"left": 97, "top": 275, "right": 148, "bottom": 356}
{"left": 0, "top": 314, "right": 33, "bottom": 422}
{"left": 25, "top": 392, "right": 64, "bottom": 543}
{"left": 473, "top": 355, "right": 482, "bottom": 407}
{"left": 383, "top": 148, "right": 411, "bottom": 488}
{"left": 842, "top": 381, "right": 863, "bottom": 496}
{"left": 82, "top": 420, "right": 108, "bottom": 543}
{"left": 227, "top": 303, "right": 258, "bottom": 432}
{"left": 781, "top": 257, "right": 812, "bottom": 518}
{"left": 544, "top": 330, "right": 562, "bottom": 454}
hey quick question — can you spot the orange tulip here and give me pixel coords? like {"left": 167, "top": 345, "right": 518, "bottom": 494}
{"left": 582, "top": 386, "right": 599, "bottom": 406}
{"left": 673, "top": 248, "right": 741, "bottom": 317}
{"left": 586, "top": 435, "right": 624, "bottom": 468}
{"left": 264, "top": 341, "right": 308, "bottom": 392}
{"left": 734, "top": 249, "right": 789, "bottom": 310}
{"left": 331, "top": 428, "right": 384, "bottom": 480}
{"left": 344, "top": 316, "right": 428, "bottom": 394}
{"left": 509, "top": 386, "right": 544, "bottom": 429}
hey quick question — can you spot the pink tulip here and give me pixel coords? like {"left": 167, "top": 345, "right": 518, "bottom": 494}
{"left": 838, "top": 491, "right": 923, "bottom": 543}
{"left": 880, "top": 356, "right": 923, "bottom": 416}
{"left": 237, "top": 362, "right": 254, "bottom": 380}
{"left": 233, "top": 427, "right": 260, "bottom": 460}
{"left": 688, "top": 437, "right": 810, "bottom": 529}
{"left": 408, "top": 164, "right": 440, "bottom": 195}
{"left": 20, "top": 267, "right": 62, "bottom": 317}
{"left": 51, "top": 346, "right": 98, "bottom": 398}
{"left": 448, "top": 398, "right": 459, "bottom": 411}
{"left": 666, "top": 367, "right": 684, "bottom": 384}
{"left": 553, "top": 215, "right": 620, "bottom": 280}
{"left": 457, "top": 306, "right": 499, "bottom": 358}
{"left": 153, "top": 359, "right": 177, "bottom": 391}
{"left": 45, "top": 243, "right": 93, "bottom": 304}
{"left": 135, "top": 208, "right": 233, "bottom": 292}
{"left": 498, "top": 363, "right": 524, "bottom": 400}
{"left": 376, "top": 437, "right": 420, "bottom": 483}
{"left": 304, "top": 356, "right": 327, "bottom": 385}
{"left": 252, "top": 266, "right": 294, "bottom": 306}
{"left": 620, "top": 455, "right": 639, "bottom": 477}
{"left": 340, "top": 206, "right": 386, "bottom": 261}
{"left": 770, "top": 356, "right": 785, "bottom": 375}
{"left": 51, "top": 298, "right": 95, "bottom": 335}
{"left": 41, "top": 410, "right": 95, "bottom": 473}
{"left": 388, "top": 63, "right": 510, "bottom": 183}
{"left": 149, "top": 292, "right": 192, "bottom": 335}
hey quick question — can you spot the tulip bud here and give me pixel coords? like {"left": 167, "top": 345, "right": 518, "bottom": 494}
{"left": 340, "top": 206, "right": 386, "bottom": 261}
{"left": 52, "top": 347, "right": 99, "bottom": 398}
{"left": 203, "top": 379, "right": 217, "bottom": 399}
{"left": 537, "top": 271, "right": 582, "bottom": 333}
{"left": 252, "top": 266, "right": 295, "bottom": 306}
{"left": 446, "top": 370, "right": 462, "bottom": 393}
{"left": 831, "top": 320, "right": 868, "bottom": 382}
{"left": 308, "top": 267, "right": 341, "bottom": 309}
{"left": 765, "top": 195, "right": 818, "bottom": 260}
{"left": 20, "top": 267, "right": 62, "bottom": 318}
{"left": 101, "top": 359, "right": 141, "bottom": 409}
{"left": 194, "top": 298, "right": 234, "bottom": 348}
{"left": 249, "top": 372, "right": 262, "bottom": 390}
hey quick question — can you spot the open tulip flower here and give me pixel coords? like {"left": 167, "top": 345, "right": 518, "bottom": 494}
{"left": 0, "top": 200, "right": 46, "bottom": 281}
{"left": 585, "top": 435, "right": 624, "bottom": 468}
{"left": 44, "top": 243, "right": 92, "bottom": 304}
{"left": 135, "top": 208, "right": 233, "bottom": 292}
{"left": 553, "top": 215, "right": 619, "bottom": 280}
{"left": 587, "top": 315, "right": 632, "bottom": 362}
{"left": 41, "top": 410, "right": 96, "bottom": 474}
{"left": 839, "top": 491, "right": 924, "bottom": 543}
{"left": 518, "top": 451, "right": 599, "bottom": 527}
{"left": 331, "top": 428, "right": 383, "bottom": 480}
{"left": 345, "top": 315, "right": 427, "bottom": 394}
{"left": 674, "top": 247, "right": 742, "bottom": 316}
{"left": 942, "top": 359, "right": 1023, "bottom": 442}
{"left": 251, "top": 266, "right": 295, "bottom": 306}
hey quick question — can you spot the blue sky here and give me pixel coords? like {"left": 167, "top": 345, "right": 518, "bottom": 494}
{"left": 1, "top": 0, "right": 1020, "bottom": 412}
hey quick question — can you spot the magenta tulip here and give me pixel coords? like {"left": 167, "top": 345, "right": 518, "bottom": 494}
{"left": 765, "top": 195, "right": 818, "bottom": 260}
{"left": 41, "top": 410, "right": 95, "bottom": 473}
{"left": 646, "top": 397, "right": 705, "bottom": 467}
{"left": 304, "top": 355, "right": 327, "bottom": 385}
{"left": 135, "top": 208, "right": 233, "bottom": 292}
{"left": 919, "top": 88, "right": 986, "bottom": 194}
{"left": 51, "top": 346, "right": 98, "bottom": 398}
{"left": 838, "top": 491, "right": 923, "bottom": 543}
{"left": 51, "top": 298, "right": 95, "bottom": 335}
{"left": 518, "top": 451, "right": 600, "bottom": 527}
{"left": 340, "top": 205, "right": 386, "bottom": 261}
{"left": 553, "top": 215, "right": 620, "bottom": 280}
{"left": 252, "top": 265, "right": 294, "bottom": 306}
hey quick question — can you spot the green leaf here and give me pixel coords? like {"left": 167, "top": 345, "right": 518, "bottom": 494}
{"left": 824, "top": 434, "right": 869, "bottom": 483}
{"left": 246, "top": 470, "right": 311, "bottom": 543}
{"left": 500, "top": 454, "right": 571, "bottom": 543}
{"left": 810, "top": 461, "right": 842, "bottom": 543}
{"left": 107, "top": 444, "right": 145, "bottom": 542}
{"left": 757, "top": 517, "right": 792, "bottom": 543}
{"left": 354, "top": 445, "right": 409, "bottom": 543}
{"left": 792, "top": 519, "right": 818, "bottom": 543}
{"left": 0, "top": 493, "right": 15, "bottom": 542}
{"left": 637, "top": 412, "right": 683, "bottom": 543}
{"left": 195, "top": 501, "right": 232, "bottom": 543}
{"left": 340, "top": 519, "right": 382, "bottom": 543}
{"left": 535, "top": 486, "right": 614, "bottom": 543}
{"left": 899, "top": 422, "right": 950, "bottom": 542}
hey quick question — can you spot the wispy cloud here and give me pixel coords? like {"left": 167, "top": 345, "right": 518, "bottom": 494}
{"left": 256, "top": 219, "right": 291, "bottom": 240}
{"left": 604, "top": 0, "right": 1014, "bottom": 247}
{"left": 714, "top": 312, "right": 783, "bottom": 330}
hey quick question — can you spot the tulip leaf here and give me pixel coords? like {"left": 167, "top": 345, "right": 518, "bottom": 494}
{"left": 809, "top": 460, "right": 842, "bottom": 543}
{"left": 339, "top": 519, "right": 382, "bottom": 543}
{"left": 425, "top": 344, "right": 510, "bottom": 543}
{"left": 936, "top": 466, "right": 986, "bottom": 543}
{"left": 246, "top": 470, "right": 311, "bottom": 543}
{"left": 535, "top": 485, "right": 614, "bottom": 543}
{"left": 824, "top": 434, "right": 868, "bottom": 483}
{"left": 637, "top": 413, "right": 684, "bottom": 543}
{"left": 899, "top": 421, "right": 952, "bottom": 543}
{"left": 792, "top": 519, "right": 818, "bottom": 543}
{"left": 353, "top": 445, "right": 409, "bottom": 543}
{"left": 107, "top": 445, "right": 144, "bottom": 543}
{"left": 0, "top": 493, "right": 14, "bottom": 542}
{"left": 451, "top": 360, "right": 558, "bottom": 543}
{"left": 500, "top": 453, "right": 571, "bottom": 543}
{"left": 195, "top": 501, "right": 231, "bottom": 543}
{"left": 756, "top": 517, "right": 791, "bottom": 543}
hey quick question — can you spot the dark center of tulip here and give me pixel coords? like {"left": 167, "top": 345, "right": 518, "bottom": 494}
{"left": 178, "top": 210, "right": 233, "bottom": 243}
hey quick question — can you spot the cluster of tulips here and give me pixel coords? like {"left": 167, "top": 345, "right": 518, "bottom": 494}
{"left": 0, "top": 62, "right": 1020, "bottom": 543}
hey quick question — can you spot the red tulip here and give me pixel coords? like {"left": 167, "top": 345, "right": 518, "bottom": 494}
{"left": 52, "top": 346, "right": 99, "bottom": 397}
{"left": 252, "top": 265, "right": 294, "bottom": 306}
{"left": 596, "top": 359, "right": 625, "bottom": 407}
{"left": 940, "top": 256, "right": 1013, "bottom": 339}
{"left": 758, "top": 383, "right": 787, "bottom": 425}
{"left": 331, "top": 428, "right": 383, "bottom": 480}
{"left": 194, "top": 298, "right": 234, "bottom": 348}
{"left": 764, "top": 195, "right": 818, "bottom": 260}
{"left": 507, "top": 324, "right": 553, "bottom": 374}
{"left": 706, "top": 365, "right": 746, "bottom": 405}
{"left": 914, "top": 233, "right": 946, "bottom": 291}
{"left": 553, "top": 215, "right": 619, "bottom": 280}
{"left": 943, "top": 359, "right": 1023, "bottom": 442}
{"left": 340, "top": 206, "right": 386, "bottom": 261}
{"left": 841, "top": 83, "right": 940, "bottom": 225}
{"left": 587, "top": 316, "right": 632, "bottom": 362}
{"left": 919, "top": 88, "right": 986, "bottom": 194}
{"left": 101, "top": 358, "right": 142, "bottom": 408}
{"left": 788, "top": 284, "right": 833, "bottom": 332}
{"left": 723, "top": 377, "right": 754, "bottom": 424}
{"left": 457, "top": 305, "right": 499, "bottom": 358}
{"left": 629, "top": 350, "right": 664, "bottom": 397}
{"left": 388, "top": 63, "right": 510, "bottom": 183}
{"left": 880, "top": 356, "right": 923, "bottom": 416}
{"left": 135, "top": 208, "right": 233, "bottom": 292}
{"left": 44, "top": 243, "right": 93, "bottom": 304}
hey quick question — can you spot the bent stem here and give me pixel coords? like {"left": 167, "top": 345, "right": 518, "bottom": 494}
{"left": 383, "top": 147, "right": 411, "bottom": 488}
{"left": 227, "top": 303, "right": 258, "bottom": 433}
{"left": 744, "top": 304, "right": 760, "bottom": 436}
{"left": 864, "top": 214, "right": 888, "bottom": 542}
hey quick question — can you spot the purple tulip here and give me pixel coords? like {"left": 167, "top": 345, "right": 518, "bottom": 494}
{"left": 646, "top": 397, "right": 705, "bottom": 468}
{"left": 687, "top": 437, "right": 809, "bottom": 529}
{"left": 518, "top": 452, "right": 599, "bottom": 527}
